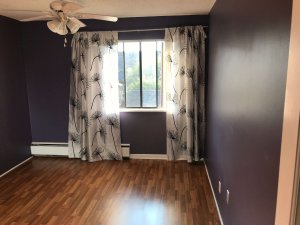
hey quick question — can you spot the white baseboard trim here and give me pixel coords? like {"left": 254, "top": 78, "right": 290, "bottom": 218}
{"left": 204, "top": 161, "right": 224, "bottom": 225}
{"left": 0, "top": 156, "right": 33, "bottom": 178}
{"left": 129, "top": 154, "right": 190, "bottom": 160}
{"left": 129, "top": 154, "right": 168, "bottom": 160}
{"left": 31, "top": 145, "right": 68, "bottom": 156}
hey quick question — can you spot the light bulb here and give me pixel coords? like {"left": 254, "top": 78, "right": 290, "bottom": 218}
{"left": 47, "top": 20, "right": 68, "bottom": 35}
{"left": 67, "top": 17, "right": 86, "bottom": 34}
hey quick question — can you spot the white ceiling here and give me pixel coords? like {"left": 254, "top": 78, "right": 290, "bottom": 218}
{"left": 0, "top": 0, "right": 215, "bottom": 21}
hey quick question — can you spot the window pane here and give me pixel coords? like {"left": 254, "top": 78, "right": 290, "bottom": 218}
{"left": 142, "top": 42, "right": 157, "bottom": 107}
{"left": 118, "top": 42, "right": 125, "bottom": 108}
{"left": 157, "top": 41, "right": 163, "bottom": 107}
{"left": 124, "top": 42, "right": 141, "bottom": 107}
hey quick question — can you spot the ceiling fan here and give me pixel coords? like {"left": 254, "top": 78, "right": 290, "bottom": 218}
{"left": 4, "top": 0, "right": 118, "bottom": 36}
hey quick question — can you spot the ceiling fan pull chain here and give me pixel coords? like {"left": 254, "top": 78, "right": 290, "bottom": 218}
{"left": 64, "top": 35, "right": 67, "bottom": 47}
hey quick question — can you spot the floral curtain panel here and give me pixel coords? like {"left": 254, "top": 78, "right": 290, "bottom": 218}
{"left": 68, "top": 31, "right": 122, "bottom": 161}
{"left": 165, "top": 26, "right": 206, "bottom": 162}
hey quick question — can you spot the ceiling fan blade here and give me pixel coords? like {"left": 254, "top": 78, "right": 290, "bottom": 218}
{"left": 74, "top": 13, "right": 118, "bottom": 22}
{"left": 21, "top": 14, "right": 56, "bottom": 22}
{"left": 0, "top": 10, "right": 51, "bottom": 14}
{"left": 62, "top": 2, "right": 83, "bottom": 14}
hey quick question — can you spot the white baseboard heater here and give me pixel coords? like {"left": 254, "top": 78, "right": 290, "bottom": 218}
{"left": 31, "top": 142, "right": 131, "bottom": 158}
{"left": 31, "top": 143, "right": 168, "bottom": 160}
{"left": 31, "top": 142, "right": 69, "bottom": 156}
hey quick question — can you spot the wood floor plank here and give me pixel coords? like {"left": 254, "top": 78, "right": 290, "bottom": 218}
{"left": 0, "top": 157, "right": 220, "bottom": 225}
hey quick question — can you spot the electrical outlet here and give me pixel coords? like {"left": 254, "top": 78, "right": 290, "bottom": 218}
{"left": 218, "top": 181, "right": 222, "bottom": 194}
{"left": 226, "top": 190, "right": 230, "bottom": 204}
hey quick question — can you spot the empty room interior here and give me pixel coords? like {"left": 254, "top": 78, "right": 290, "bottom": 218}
{"left": 0, "top": 0, "right": 299, "bottom": 224}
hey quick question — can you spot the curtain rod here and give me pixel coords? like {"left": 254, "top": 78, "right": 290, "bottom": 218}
{"left": 117, "top": 26, "right": 208, "bottom": 32}
{"left": 81, "top": 26, "right": 209, "bottom": 34}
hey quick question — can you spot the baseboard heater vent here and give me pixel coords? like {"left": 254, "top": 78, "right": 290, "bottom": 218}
{"left": 31, "top": 142, "right": 131, "bottom": 158}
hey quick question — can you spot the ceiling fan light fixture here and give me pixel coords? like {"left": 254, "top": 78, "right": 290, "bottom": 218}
{"left": 47, "top": 19, "right": 60, "bottom": 32}
{"left": 56, "top": 22, "right": 68, "bottom": 35}
{"left": 47, "top": 19, "right": 68, "bottom": 35}
{"left": 67, "top": 17, "right": 86, "bottom": 34}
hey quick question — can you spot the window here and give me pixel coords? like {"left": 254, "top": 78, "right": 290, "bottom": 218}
{"left": 118, "top": 41, "right": 163, "bottom": 109}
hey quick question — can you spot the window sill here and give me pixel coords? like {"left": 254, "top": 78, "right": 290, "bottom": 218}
{"left": 119, "top": 108, "right": 166, "bottom": 113}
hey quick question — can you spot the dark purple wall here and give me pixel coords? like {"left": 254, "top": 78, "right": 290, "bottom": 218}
{"left": 22, "top": 23, "right": 71, "bottom": 143}
{"left": 120, "top": 112, "right": 166, "bottom": 154}
{"left": 22, "top": 15, "right": 208, "bottom": 154}
{"left": 206, "top": 0, "right": 292, "bottom": 224}
{"left": 0, "top": 16, "right": 32, "bottom": 174}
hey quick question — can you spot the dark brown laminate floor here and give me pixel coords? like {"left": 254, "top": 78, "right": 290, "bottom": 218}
{"left": 0, "top": 157, "right": 220, "bottom": 225}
